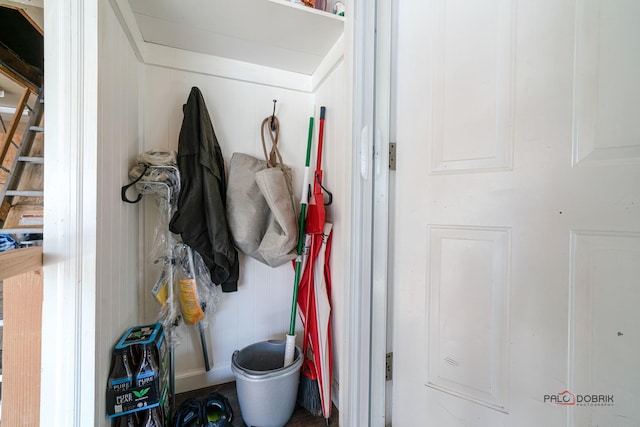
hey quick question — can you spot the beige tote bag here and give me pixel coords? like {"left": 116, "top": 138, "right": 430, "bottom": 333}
{"left": 226, "top": 116, "right": 298, "bottom": 267}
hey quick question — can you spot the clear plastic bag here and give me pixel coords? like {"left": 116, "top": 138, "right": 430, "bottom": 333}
{"left": 173, "top": 243, "right": 219, "bottom": 326}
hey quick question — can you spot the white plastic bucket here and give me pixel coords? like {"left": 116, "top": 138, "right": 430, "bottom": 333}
{"left": 231, "top": 340, "right": 302, "bottom": 427}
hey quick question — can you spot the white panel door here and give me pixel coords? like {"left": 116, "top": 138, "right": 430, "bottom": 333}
{"left": 392, "top": 0, "right": 640, "bottom": 426}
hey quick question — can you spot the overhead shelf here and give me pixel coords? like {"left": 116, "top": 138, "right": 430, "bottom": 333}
{"left": 126, "top": 0, "right": 345, "bottom": 77}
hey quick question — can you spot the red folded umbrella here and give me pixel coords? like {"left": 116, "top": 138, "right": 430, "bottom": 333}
{"left": 297, "top": 223, "right": 333, "bottom": 423}
{"left": 305, "top": 106, "right": 329, "bottom": 235}
{"left": 296, "top": 105, "right": 334, "bottom": 424}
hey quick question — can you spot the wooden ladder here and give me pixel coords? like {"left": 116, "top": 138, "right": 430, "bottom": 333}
{"left": 0, "top": 84, "right": 44, "bottom": 234}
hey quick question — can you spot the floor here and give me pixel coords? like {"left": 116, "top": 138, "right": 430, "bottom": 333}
{"left": 175, "top": 381, "right": 339, "bottom": 427}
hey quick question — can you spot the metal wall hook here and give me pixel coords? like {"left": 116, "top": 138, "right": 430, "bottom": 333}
{"left": 315, "top": 174, "right": 333, "bottom": 206}
{"left": 121, "top": 164, "right": 149, "bottom": 203}
{"left": 271, "top": 99, "right": 277, "bottom": 131}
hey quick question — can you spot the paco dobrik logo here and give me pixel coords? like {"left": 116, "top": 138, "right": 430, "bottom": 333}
{"left": 544, "top": 390, "right": 613, "bottom": 407}
{"left": 544, "top": 390, "right": 576, "bottom": 406}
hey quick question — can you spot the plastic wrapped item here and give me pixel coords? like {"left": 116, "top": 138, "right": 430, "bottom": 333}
{"left": 149, "top": 204, "right": 177, "bottom": 266}
{"left": 173, "top": 243, "right": 219, "bottom": 325}
{"left": 0, "top": 234, "right": 18, "bottom": 252}
{"left": 142, "top": 162, "right": 181, "bottom": 337}
{"left": 126, "top": 149, "right": 219, "bottom": 372}
{"left": 177, "top": 246, "right": 205, "bottom": 325}
{"left": 128, "top": 162, "right": 179, "bottom": 187}
{"left": 170, "top": 243, "right": 219, "bottom": 371}
{"left": 129, "top": 152, "right": 181, "bottom": 323}
{"left": 128, "top": 164, "right": 180, "bottom": 207}
{"left": 138, "top": 150, "right": 176, "bottom": 166}
{"left": 123, "top": 150, "right": 179, "bottom": 206}
{"left": 152, "top": 260, "right": 180, "bottom": 339}
{"left": 193, "top": 248, "right": 220, "bottom": 320}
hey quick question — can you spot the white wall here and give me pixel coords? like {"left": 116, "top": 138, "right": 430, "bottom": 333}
{"left": 139, "top": 65, "right": 309, "bottom": 389}
{"left": 95, "top": 1, "right": 142, "bottom": 424}
{"left": 138, "top": 61, "right": 349, "bottom": 403}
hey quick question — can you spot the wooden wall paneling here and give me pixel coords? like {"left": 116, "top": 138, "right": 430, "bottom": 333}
{"left": 2, "top": 269, "right": 43, "bottom": 427}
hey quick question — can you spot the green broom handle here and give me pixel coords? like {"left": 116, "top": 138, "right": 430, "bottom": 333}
{"left": 289, "top": 116, "right": 314, "bottom": 336}
{"left": 289, "top": 203, "right": 308, "bottom": 335}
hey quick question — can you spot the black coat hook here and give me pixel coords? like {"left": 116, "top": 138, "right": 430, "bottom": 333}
{"left": 316, "top": 174, "right": 333, "bottom": 206}
{"left": 121, "top": 164, "right": 149, "bottom": 203}
{"left": 271, "top": 99, "right": 277, "bottom": 131}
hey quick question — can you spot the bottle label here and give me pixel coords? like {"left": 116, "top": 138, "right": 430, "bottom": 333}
{"left": 136, "top": 372, "right": 156, "bottom": 387}
{"left": 109, "top": 377, "right": 132, "bottom": 391}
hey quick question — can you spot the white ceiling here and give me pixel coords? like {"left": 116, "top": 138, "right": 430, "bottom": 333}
{"left": 127, "top": 0, "right": 344, "bottom": 75}
{"left": 1, "top": 0, "right": 344, "bottom": 116}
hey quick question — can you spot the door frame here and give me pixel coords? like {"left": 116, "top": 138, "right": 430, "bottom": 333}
{"left": 41, "top": 0, "right": 99, "bottom": 426}
{"left": 371, "top": 0, "right": 393, "bottom": 425}
{"left": 344, "top": 0, "right": 376, "bottom": 424}
{"left": 347, "top": 0, "right": 392, "bottom": 425}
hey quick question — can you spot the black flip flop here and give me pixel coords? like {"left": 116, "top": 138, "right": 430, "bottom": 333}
{"left": 203, "top": 392, "right": 234, "bottom": 427}
{"left": 174, "top": 397, "right": 203, "bottom": 427}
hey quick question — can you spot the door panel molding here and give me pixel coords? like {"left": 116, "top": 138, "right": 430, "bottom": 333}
{"left": 569, "top": 230, "right": 640, "bottom": 426}
{"left": 426, "top": 225, "right": 511, "bottom": 412}
{"left": 572, "top": 0, "right": 640, "bottom": 166}
{"left": 430, "top": 0, "right": 516, "bottom": 174}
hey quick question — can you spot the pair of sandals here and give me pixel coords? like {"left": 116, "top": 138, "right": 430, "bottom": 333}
{"left": 174, "top": 392, "right": 234, "bottom": 427}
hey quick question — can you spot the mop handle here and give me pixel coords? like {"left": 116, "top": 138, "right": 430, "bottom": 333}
{"left": 288, "top": 115, "right": 314, "bottom": 336}
{"left": 315, "top": 107, "right": 326, "bottom": 172}
{"left": 289, "top": 206, "right": 307, "bottom": 335}
{"left": 285, "top": 114, "right": 315, "bottom": 367}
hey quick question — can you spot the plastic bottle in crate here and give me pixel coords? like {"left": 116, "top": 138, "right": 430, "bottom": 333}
{"left": 107, "top": 348, "right": 133, "bottom": 391}
{"left": 134, "top": 344, "right": 159, "bottom": 387}
{"left": 111, "top": 413, "right": 136, "bottom": 427}
{"left": 138, "top": 407, "right": 163, "bottom": 427}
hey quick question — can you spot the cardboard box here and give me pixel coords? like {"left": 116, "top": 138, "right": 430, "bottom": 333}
{"left": 109, "top": 387, "right": 170, "bottom": 426}
{"left": 4, "top": 205, "right": 43, "bottom": 228}
{"left": 106, "top": 323, "right": 171, "bottom": 420}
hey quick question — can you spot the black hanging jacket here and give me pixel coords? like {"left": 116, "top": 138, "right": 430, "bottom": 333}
{"left": 170, "top": 87, "right": 239, "bottom": 292}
